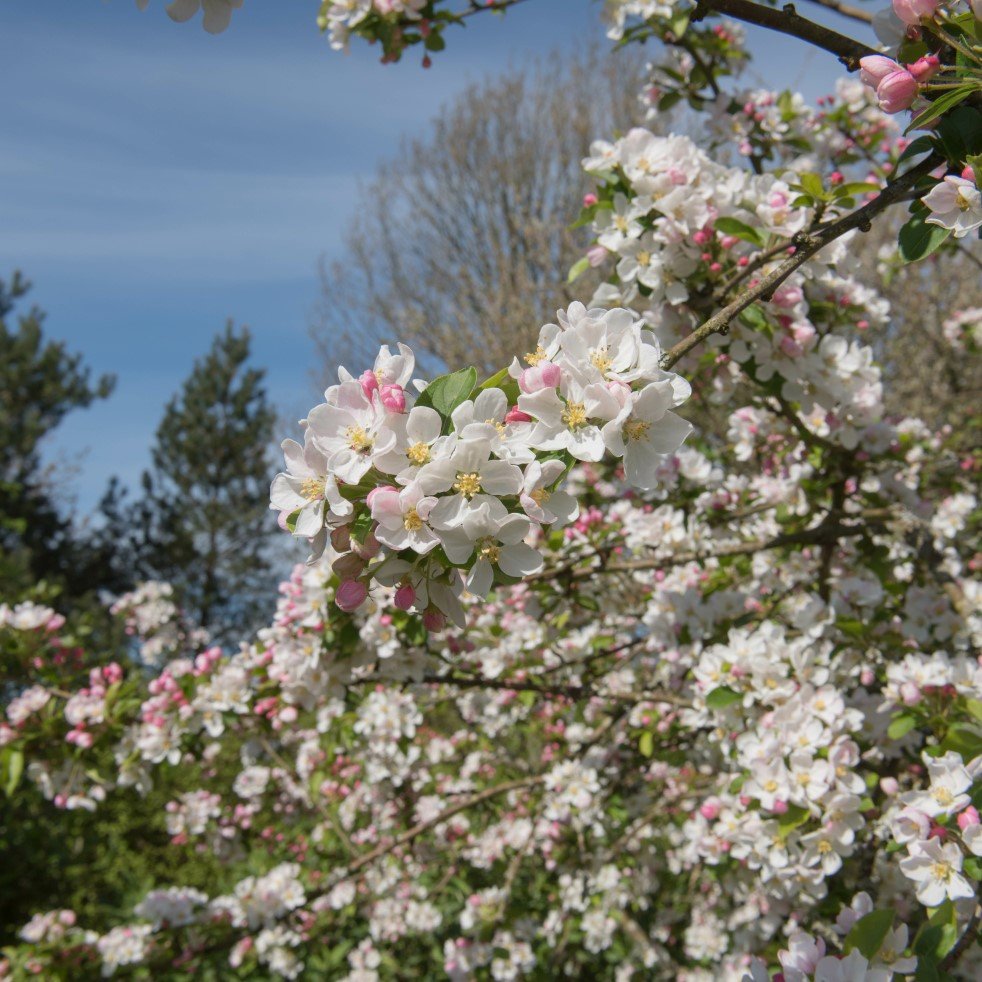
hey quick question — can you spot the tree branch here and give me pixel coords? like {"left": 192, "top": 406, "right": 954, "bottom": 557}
{"left": 692, "top": 0, "right": 877, "bottom": 69}
{"left": 660, "top": 154, "right": 942, "bottom": 370}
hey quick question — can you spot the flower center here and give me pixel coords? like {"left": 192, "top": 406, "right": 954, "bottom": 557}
{"left": 930, "top": 860, "right": 953, "bottom": 882}
{"left": 480, "top": 539, "right": 500, "bottom": 564}
{"left": 932, "top": 787, "right": 954, "bottom": 806}
{"left": 403, "top": 508, "right": 424, "bottom": 532}
{"left": 623, "top": 419, "right": 651, "bottom": 442}
{"left": 817, "top": 840, "right": 833, "bottom": 854}
{"left": 453, "top": 472, "right": 482, "bottom": 498}
{"left": 406, "top": 442, "right": 431, "bottom": 465}
{"left": 763, "top": 779, "right": 778, "bottom": 793}
{"left": 562, "top": 401, "right": 588, "bottom": 430}
{"left": 590, "top": 347, "right": 612, "bottom": 375}
{"left": 614, "top": 215, "right": 629, "bottom": 232}
{"left": 346, "top": 425, "right": 373, "bottom": 453}
{"left": 636, "top": 250, "right": 652, "bottom": 267}
{"left": 485, "top": 418, "right": 506, "bottom": 435}
{"left": 300, "top": 478, "right": 325, "bottom": 501}
{"left": 525, "top": 345, "right": 547, "bottom": 366}
{"left": 530, "top": 488, "right": 551, "bottom": 506}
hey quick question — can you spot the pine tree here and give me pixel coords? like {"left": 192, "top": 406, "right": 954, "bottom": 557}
{"left": 135, "top": 323, "right": 277, "bottom": 641}
{"left": 0, "top": 271, "right": 118, "bottom": 599}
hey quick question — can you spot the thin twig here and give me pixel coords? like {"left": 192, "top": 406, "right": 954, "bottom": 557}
{"left": 659, "top": 154, "right": 942, "bottom": 370}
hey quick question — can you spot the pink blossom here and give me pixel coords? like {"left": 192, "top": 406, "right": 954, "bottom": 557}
{"left": 892, "top": 0, "right": 938, "bottom": 25}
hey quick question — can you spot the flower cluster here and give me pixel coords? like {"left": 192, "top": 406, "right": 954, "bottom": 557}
{"left": 271, "top": 303, "right": 692, "bottom": 625}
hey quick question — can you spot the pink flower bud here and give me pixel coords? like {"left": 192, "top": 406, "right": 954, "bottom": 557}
{"left": 583, "top": 193, "right": 598, "bottom": 207}
{"left": 692, "top": 228, "right": 712, "bottom": 246}
{"left": 394, "top": 583, "right": 416, "bottom": 611}
{"left": 330, "top": 525, "right": 351, "bottom": 552}
{"left": 962, "top": 165, "right": 977, "bottom": 185}
{"left": 586, "top": 245, "right": 607, "bottom": 268}
{"left": 359, "top": 369, "right": 379, "bottom": 399}
{"left": 366, "top": 486, "right": 397, "bottom": 508}
{"left": 699, "top": 800, "right": 721, "bottom": 820}
{"left": 907, "top": 55, "right": 940, "bottom": 81}
{"left": 900, "top": 681, "right": 922, "bottom": 706}
{"left": 892, "top": 0, "right": 937, "bottom": 25}
{"left": 880, "top": 776, "right": 900, "bottom": 795}
{"left": 519, "top": 361, "right": 561, "bottom": 393}
{"left": 958, "top": 806, "right": 980, "bottom": 830}
{"left": 332, "top": 552, "right": 365, "bottom": 580}
{"left": 876, "top": 71, "right": 918, "bottom": 114}
{"left": 859, "top": 55, "right": 902, "bottom": 89}
{"left": 422, "top": 608, "right": 446, "bottom": 632}
{"left": 771, "top": 799, "right": 789, "bottom": 814}
{"left": 505, "top": 405, "right": 532, "bottom": 424}
{"left": 379, "top": 383, "right": 406, "bottom": 413}
{"left": 335, "top": 579, "right": 368, "bottom": 613}
{"left": 719, "top": 234, "right": 740, "bottom": 250}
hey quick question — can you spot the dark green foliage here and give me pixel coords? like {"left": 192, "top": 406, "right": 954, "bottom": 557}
{"left": 133, "top": 324, "right": 277, "bottom": 641}
{"left": 0, "top": 272, "right": 122, "bottom": 601}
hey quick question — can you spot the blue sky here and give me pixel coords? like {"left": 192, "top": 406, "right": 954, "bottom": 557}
{"left": 0, "top": 0, "right": 876, "bottom": 514}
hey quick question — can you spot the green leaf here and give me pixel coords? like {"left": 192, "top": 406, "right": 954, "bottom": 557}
{"left": 423, "top": 31, "right": 445, "bottom": 52}
{"left": 833, "top": 182, "right": 879, "bottom": 199}
{"left": 639, "top": 731, "right": 654, "bottom": 758}
{"left": 4, "top": 749, "right": 23, "bottom": 796}
{"left": 933, "top": 106, "right": 982, "bottom": 165}
{"left": 477, "top": 367, "right": 510, "bottom": 392}
{"left": 907, "top": 86, "right": 976, "bottom": 134}
{"left": 898, "top": 135, "right": 936, "bottom": 164}
{"left": 939, "top": 722, "right": 982, "bottom": 760}
{"left": 705, "top": 686, "right": 743, "bottom": 710}
{"left": 844, "top": 908, "right": 895, "bottom": 960}
{"left": 964, "top": 856, "right": 982, "bottom": 880}
{"left": 285, "top": 508, "right": 302, "bottom": 533}
{"left": 567, "top": 256, "right": 590, "bottom": 284}
{"left": 966, "top": 698, "right": 982, "bottom": 723}
{"left": 349, "top": 510, "right": 373, "bottom": 546}
{"left": 888, "top": 713, "right": 918, "bottom": 740}
{"left": 414, "top": 367, "right": 478, "bottom": 420}
{"left": 916, "top": 900, "right": 959, "bottom": 959}
{"left": 714, "top": 217, "right": 764, "bottom": 247}
{"left": 797, "top": 172, "right": 825, "bottom": 199}
{"left": 898, "top": 214, "right": 952, "bottom": 264}
{"left": 777, "top": 804, "right": 810, "bottom": 837}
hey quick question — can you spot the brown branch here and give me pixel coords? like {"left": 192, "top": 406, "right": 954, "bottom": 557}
{"left": 336, "top": 775, "right": 543, "bottom": 879}
{"left": 660, "top": 154, "right": 942, "bottom": 370}
{"left": 692, "top": 0, "right": 877, "bottom": 70}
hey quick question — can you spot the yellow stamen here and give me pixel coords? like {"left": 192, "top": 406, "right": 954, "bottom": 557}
{"left": 636, "top": 250, "right": 651, "bottom": 267}
{"left": 403, "top": 508, "right": 423, "bottom": 532}
{"left": 525, "top": 345, "right": 547, "bottom": 366}
{"left": 480, "top": 540, "right": 500, "bottom": 563}
{"left": 562, "top": 401, "right": 588, "bottom": 430}
{"left": 623, "top": 419, "right": 651, "bottom": 442}
{"left": 590, "top": 347, "right": 612, "bottom": 375}
{"left": 406, "top": 442, "right": 430, "bottom": 465}
{"left": 300, "top": 478, "right": 325, "bottom": 502}
{"left": 346, "top": 425, "right": 373, "bottom": 453}
{"left": 453, "top": 472, "right": 482, "bottom": 498}
{"left": 530, "top": 488, "right": 551, "bottom": 506}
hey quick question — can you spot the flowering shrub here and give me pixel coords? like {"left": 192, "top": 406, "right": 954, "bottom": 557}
{"left": 4, "top": 0, "right": 981, "bottom": 979}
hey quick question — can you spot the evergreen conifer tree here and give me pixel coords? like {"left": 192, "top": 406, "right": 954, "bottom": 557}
{"left": 134, "top": 323, "right": 277, "bottom": 640}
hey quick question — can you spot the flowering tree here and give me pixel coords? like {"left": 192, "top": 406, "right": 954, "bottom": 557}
{"left": 2, "top": 1, "right": 981, "bottom": 979}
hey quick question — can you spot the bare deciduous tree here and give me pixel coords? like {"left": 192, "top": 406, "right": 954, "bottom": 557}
{"left": 310, "top": 46, "right": 649, "bottom": 384}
